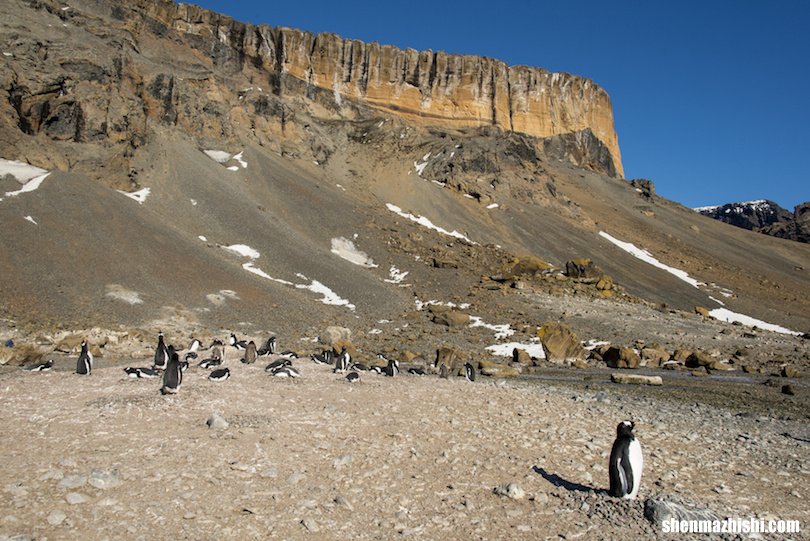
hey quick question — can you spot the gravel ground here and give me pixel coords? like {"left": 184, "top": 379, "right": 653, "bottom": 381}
{"left": 1, "top": 349, "right": 807, "bottom": 540}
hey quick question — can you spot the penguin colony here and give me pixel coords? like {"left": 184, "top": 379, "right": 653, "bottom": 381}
{"left": 39, "top": 330, "right": 643, "bottom": 499}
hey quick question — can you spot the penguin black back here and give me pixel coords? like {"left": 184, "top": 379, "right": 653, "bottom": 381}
{"left": 154, "top": 332, "right": 168, "bottom": 370}
{"left": 161, "top": 351, "right": 182, "bottom": 395}
{"left": 241, "top": 340, "right": 258, "bottom": 364}
{"left": 464, "top": 362, "right": 476, "bottom": 382}
{"left": 608, "top": 420, "right": 643, "bottom": 499}
{"left": 76, "top": 340, "right": 92, "bottom": 375}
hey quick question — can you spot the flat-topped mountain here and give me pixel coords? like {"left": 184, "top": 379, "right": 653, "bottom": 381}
{"left": 695, "top": 200, "right": 810, "bottom": 244}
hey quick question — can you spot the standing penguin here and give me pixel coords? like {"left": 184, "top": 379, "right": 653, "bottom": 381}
{"left": 385, "top": 358, "right": 399, "bottom": 377}
{"left": 464, "top": 362, "right": 476, "bottom": 382}
{"left": 160, "top": 351, "right": 183, "bottom": 395}
{"left": 154, "top": 332, "right": 169, "bottom": 370}
{"left": 241, "top": 340, "right": 258, "bottom": 364}
{"left": 334, "top": 346, "right": 350, "bottom": 373}
{"left": 608, "top": 420, "right": 643, "bottom": 499}
{"left": 76, "top": 340, "right": 93, "bottom": 375}
{"left": 257, "top": 336, "right": 276, "bottom": 356}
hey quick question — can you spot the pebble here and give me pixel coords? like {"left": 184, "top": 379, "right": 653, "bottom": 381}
{"left": 260, "top": 466, "right": 278, "bottom": 479}
{"left": 65, "top": 492, "right": 88, "bottom": 505}
{"left": 88, "top": 469, "right": 121, "bottom": 490}
{"left": 493, "top": 483, "right": 525, "bottom": 500}
{"left": 301, "top": 518, "right": 319, "bottom": 532}
{"left": 46, "top": 510, "right": 66, "bottom": 526}
{"left": 206, "top": 413, "right": 229, "bottom": 429}
{"left": 58, "top": 475, "right": 87, "bottom": 489}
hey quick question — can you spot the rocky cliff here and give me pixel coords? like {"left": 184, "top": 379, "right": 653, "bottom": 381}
{"left": 136, "top": 0, "right": 623, "bottom": 177}
{"left": 695, "top": 200, "right": 810, "bottom": 244}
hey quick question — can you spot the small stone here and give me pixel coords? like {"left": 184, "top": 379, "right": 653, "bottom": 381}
{"left": 39, "top": 469, "right": 64, "bottom": 481}
{"left": 781, "top": 366, "right": 801, "bottom": 378}
{"left": 58, "top": 475, "right": 87, "bottom": 489}
{"left": 301, "top": 518, "right": 319, "bottom": 532}
{"left": 493, "top": 482, "right": 525, "bottom": 500}
{"left": 183, "top": 512, "right": 197, "bottom": 520}
{"left": 88, "top": 469, "right": 121, "bottom": 490}
{"left": 782, "top": 384, "right": 796, "bottom": 396}
{"left": 260, "top": 466, "right": 278, "bottom": 478}
{"left": 47, "top": 510, "right": 66, "bottom": 526}
{"left": 206, "top": 413, "right": 229, "bottom": 430}
{"left": 65, "top": 492, "right": 88, "bottom": 504}
{"left": 334, "top": 495, "right": 354, "bottom": 511}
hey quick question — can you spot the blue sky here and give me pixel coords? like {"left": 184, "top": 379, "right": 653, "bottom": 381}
{"left": 191, "top": 1, "right": 808, "bottom": 210}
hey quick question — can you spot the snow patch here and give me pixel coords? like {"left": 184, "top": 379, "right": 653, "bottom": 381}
{"left": 105, "top": 284, "right": 143, "bottom": 305}
{"left": 0, "top": 159, "right": 49, "bottom": 183}
{"left": 384, "top": 266, "right": 409, "bottom": 284}
{"left": 486, "top": 203, "right": 499, "bottom": 209}
{"left": 24, "top": 215, "right": 37, "bottom": 225}
{"left": 414, "top": 298, "right": 470, "bottom": 311}
{"left": 243, "top": 263, "right": 294, "bottom": 286}
{"left": 386, "top": 203, "right": 477, "bottom": 244}
{"left": 598, "top": 231, "right": 702, "bottom": 288}
{"left": 198, "top": 235, "right": 207, "bottom": 242}
{"left": 486, "top": 342, "right": 546, "bottom": 359}
{"left": 203, "top": 150, "right": 232, "bottom": 163}
{"left": 368, "top": 328, "right": 383, "bottom": 335}
{"left": 224, "top": 244, "right": 261, "bottom": 259}
{"left": 469, "top": 316, "right": 515, "bottom": 340}
{"left": 117, "top": 187, "right": 151, "bottom": 205}
{"left": 330, "top": 237, "right": 378, "bottom": 268}
{"left": 295, "top": 273, "right": 355, "bottom": 311}
{"left": 708, "top": 308, "right": 800, "bottom": 336}
{"left": 413, "top": 152, "right": 430, "bottom": 176}
{"left": 232, "top": 151, "right": 248, "bottom": 169}
{"left": 583, "top": 339, "right": 610, "bottom": 350}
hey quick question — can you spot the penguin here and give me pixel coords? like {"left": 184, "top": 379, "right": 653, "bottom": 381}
{"left": 279, "top": 350, "right": 299, "bottom": 359}
{"left": 180, "top": 360, "right": 189, "bottom": 372}
{"left": 464, "top": 362, "right": 476, "bottom": 382}
{"left": 208, "top": 367, "right": 230, "bottom": 382}
{"left": 265, "top": 358, "right": 292, "bottom": 372}
{"left": 370, "top": 365, "right": 385, "bottom": 375}
{"left": 311, "top": 349, "right": 333, "bottom": 365}
{"left": 160, "top": 351, "right": 182, "bottom": 394}
{"left": 334, "top": 346, "right": 350, "bottom": 373}
{"left": 200, "top": 345, "right": 223, "bottom": 368}
{"left": 408, "top": 367, "right": 426, "bottom": 376}
{"left": 345, "top": 371, "right": 360, "bottom": 383}
{"left": 439, "top": 363, "right": 449, "bottom": 379}
{"left": 351, "top": 362, "right": 370, "bottom": 372}
{"left": 123, "top": 367, "right": 159, "bottom": 379}
{"left": 153, "top": 332, "right": 168, "bottom": 370}
{"left": 23, "top": 359, "right": 54, "bottom": 372}
{"left": 228, "top": 333, "right": 247, "bottom": 350}
{"left": 385, "top": 358, "right": 399, "bottom": 377}
{"left": 257, "top": 336, "right": 277, "bottom": 356}
{"left": 240, "top": 340, "right": 258, "bottom": 364}
{"left": 199, "top": 358, "right": 222, "bottom": 369}
{"left": 608, "top": 420, "right": 643, "bottom": 499}
{"left": 272, "top": 366, "right": 300, "bottom": 378}
{"left": 184, "top": 337, "right": 201, "bottom": 361}
{"left": 76, "top": 340, "right": 93, "bottom": 375}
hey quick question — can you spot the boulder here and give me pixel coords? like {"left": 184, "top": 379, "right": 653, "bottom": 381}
{"left": 319, "top": 326, "right": 351, "bottom": 345}
{"left": 781, "top": 366, "right": 802, "bottom": 378}
{"left": 644, "top": 495, "right": 719, "bottom": 528}
{"left": 611, "top": 373, "right": 662, "bottom": 386}
{"left": 435, "top": 347, "right": 465, "bottom": 372}
{"left": 641, "top": 346, "right": 669, "bottom": 367}
{"left": 478, "top": 360, "right": 520, "bottom": 378}
{"left": 432, "top": 310, "right": 470, "bottom": 327}
{"left": 709, "top": 360, "right": 735, "bottom": 372}
{"left": 537, "top": 323, "right": 586, "bottom": 364}
{"left": 782, "top": 384, "right": 796, "bottom": 396}
{"left": 686, "top": 351, "right": 713, "bottom": 368}
{"left": 596, "top": 275, "right": 613, "bottom": 291}
{"left": 694, "top": 306, "right": 710, "bottom": 317}
{"left": 512, "top": 348, "right": 532, "bottom": 365}
{"left": 672, "top": 349, "right": 692, "bottom": 363}
{"left": 603, "top": 346, "right": 640, "bottom": 369}
{"left": 565, "top": 259, "right": 602, "bottom": 280}
{"left": 509, "top": 256, "right": 553, "bottom": 276}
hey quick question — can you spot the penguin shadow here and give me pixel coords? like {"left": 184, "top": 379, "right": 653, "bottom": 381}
{"left": 532, "top": 466, "right": 605, "bottom": 495}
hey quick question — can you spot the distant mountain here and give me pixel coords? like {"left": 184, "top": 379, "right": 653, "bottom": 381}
{"left": 694, "top": 200, "right": 810, "bottom": 244}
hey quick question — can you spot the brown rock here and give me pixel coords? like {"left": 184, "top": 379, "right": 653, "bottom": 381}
{"left": 709, "top": 361, "right": 734, "bottom": 371}
{"left": 694, "top": 306, "right": 710, "bottom": 317}
{"left": 641, "top": 346, "right": 669, "bottom": 367}
{"left": 435, "top": 347, "right": 465, "bottom": 372}
{"left": 478, "top": 360, "right": 520, "bottom": 378}
{"left": 432, "top": 311, "right": 470, "bottom": 327}
{"left": 565, "top": 259, "right": 603, "bottom": 280}
{"left": 782, "top": 384, "right": 796, "bottom": 396}
{"left": 537, "top": 323, "right": 586, "bottom": 364}
{"left": 610, "top": 373, "right": 662, "bottom": 386}
{"left": 672, "top": 349, "right": 692, "bottom": 363}
{"left": 691, "top": 368, "right": 710, "bottom": 377}
{"left": 596, "top": 275, "right": 613, "bottom": 291}
{"left": 781, "top": 366, "right": 802, "bottom": 378}
{"left": 509, "top": 256, "right": 553, "bottom": 276}
{"left": 603, "top": 346, "right": 640, "bottom": 369}
{"left": 686, "top": 351, "right": 713, "bottom": 368}
{"left": 512, "top": 348, "right": 532, "bottom": 365}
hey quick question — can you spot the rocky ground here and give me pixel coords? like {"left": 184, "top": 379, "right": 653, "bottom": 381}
{"left": 0, "top": 300, "right": 808, "bottom": 541}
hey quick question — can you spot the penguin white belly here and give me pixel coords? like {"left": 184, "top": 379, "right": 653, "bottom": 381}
{"left": 627, "top": 438, "right": 643, "bottom": 499}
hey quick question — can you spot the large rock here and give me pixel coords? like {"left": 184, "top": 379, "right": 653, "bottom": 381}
{"left": 435, "top": 347, "right": 466, "bottom": 373}
{"left": 431, "top": 310, "right": 470, "bottom": 328}
{"left": 319, "top": 326, "right": 351, "bottom": 345}
{"left": 644, "top": 495, "right": 719, "bottom": 528}
{"left": 512, "top": 348, "right": 533, "bottom": 365}
{"left": 611, "top": 373, "right": 662, "bottom": 386}
{"left": 537, "top": 323, "right": 586, "bottom": 364}
{"left": 478, "top": 360, "right": 520, "bottom": 378}
{"left": 603, "top": 346, "right": 640, "bottom": 369}
{"left": 685, "top": 351, "right": 713, "bottom": 368}
{"left": 564, "top": 259, "right": 603, "bottom": 280}
{"left": 641, "top": 345, "right": 670, "bottom": 367}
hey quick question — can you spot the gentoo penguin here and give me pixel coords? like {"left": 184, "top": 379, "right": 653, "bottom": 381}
{"left": 153, "top": 332, "right": 169, "bottom": 370}
{"left": 608, "top": 420, "right": 643, "bottom": 499}
{"left": 200, "top": 345, "right": 223, "bottom": 368}
{"left": 311, "top": 349, "right": 333, "bottom": 365}
{"left": 123, "top": 367, "right": 159, "bottom": 379}
{"left": 351, "top": 362, "right": 370, "bottom": 372}
{"left": 160, "top": 351, "right": 182, "bottom": 395}
{"left": 184, "top": 338, "right": 201, "bottom": 361}
{"left": 23, "top": 359, "right": 54, "bottom": 372}
{"left": 279, "top": 350, "right": 299, "bottom": 359}
{"left": 408, "top": 367, "right": 426, "bottom": 376}
{"left": 385, "top": 358, "right": 400, "bottom": 377}
{"left": 439, "top": 364, "right": 449, "bottom": 379}
{"left": 334, "top": 346, "right": 350, "bottom": 373}
{"left": 228, "top": 333, "right": 247, "bottom": 350}
{"left": 208, "top": 367, "right": 230, "bottom": 382}
{"left": 265, "top": 358, "right": 292, "bottom": 372}
{"left": 272, "top": 366, "right": 300, "bottom": 378}
{"left": 240, "top": 341, "right": 258, "bottom": 364}
{"left": 464, "top": 362, "right": 476, "bottom": 382}
{"left": 256, "top": 336, "right": 277, "bottom": 356}
{"left": 370, "top": 365, "right": 385, "bottom": 375}
{"left": 345, "top": 371, "right": 360, "bottom": 383}
{"left": 76, "top": 340, "right": 93, "bottom": 375}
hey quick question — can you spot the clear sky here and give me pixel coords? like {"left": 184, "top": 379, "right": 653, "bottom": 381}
{"left": 190, "top": 1, "right": 808, "bottom": 210}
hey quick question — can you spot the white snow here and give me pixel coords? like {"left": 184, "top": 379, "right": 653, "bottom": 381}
{"left": 243, "top": 263, "right": 294, "bottom": 286}
{"left": 226, "top": 166, "right": 240, "bottom": 172}
{"left": 708, "top": 296, "right": 726, "bottom": 306}
{"left": 708, "top": 308, "right": 800, "bottom": 336}
{"left": 368, "top": 328, "right": 383, "bottom": 335}
{"left": 295, "top": 273, "right": 355, "bottom": 311}
{"left": 384, "top": 266, "right": 409, "bottom": 284}
{"left": 203, "top": 150, "right": 232, "bottom": 163}
{"left": 414, "top": 298, "right": 470, "bottom": 311}
{"left": 198, "top": 235, "right": 208, "bottom": 242}
{"left": 24, "top": 215, "right": 37, "bottom": 225}
{"left": 0, "top": 159, "right": 49, "bottom": 183}
{"left": 190, "top": 199, "right": 198, "bottom": 206}
{"left": 486, "top": 203, "right": 499, "bottom": 209}
{"left": 232, "top": 151, "right": 248, "bottom": 169}
{"left": 224, "top": 244, "right": 261, "bottom": 259}
{"left": 330, "top": 237, "right": 378, "bottom": 268}
{"left": 598, "top": 231, "right": 702, "bottom": 288}
{"left": 105, "top": 284, "right": 143, "bottom": 305}
{"left": 486, "top": 342, "right": 546, "bottom": 359}
{"left": 583, "top": 339, "right": 610, "bottom": 350}
{"left": 117, "top": 187, "right": 151, "bottom": 205}
{"left": 468, "top": 316, "right": 515, "bottom": 339}
{"left": 693, "top": 205, "right": 720, "bottom": 213}
{"left": 413, "top": 152, "right": 431, "bottom": 176}
{"left": 386, "top": 203, "right": 477, "bottom": 244}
